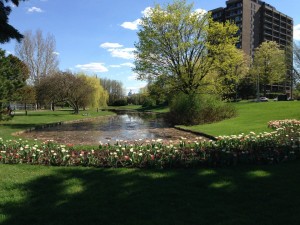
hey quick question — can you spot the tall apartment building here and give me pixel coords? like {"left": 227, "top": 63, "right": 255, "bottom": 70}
{"left": 210, "top": 0, "right": 294, "bottom": 96}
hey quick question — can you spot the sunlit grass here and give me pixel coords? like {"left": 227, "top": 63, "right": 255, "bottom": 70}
{"left": 179, "top": 101, "right": 300, "bottom": 136}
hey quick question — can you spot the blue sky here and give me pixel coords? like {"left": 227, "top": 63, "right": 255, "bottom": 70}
{"left": 1, "top": 0, "right": 300, "bottom": 94}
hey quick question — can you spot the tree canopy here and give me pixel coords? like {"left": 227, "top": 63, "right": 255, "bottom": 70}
{"left": 0, "top": 0, "right": 25, "bottom": 43}
{"left": 100, "top": 78, "right": 125, "bottom": 105}
{"left": 134, "top": 0, "right": 239, "bottom": 95}
{"left": 0, "top": 49, "right": 29, "bottom": 101}
{"left": 0, "top": 49, "right": 29, "bottom": 119}
{"left": 37, "top": 72, "right": 108, "bottom": 114}
{"left": 251, "top": 41, "right": 286, "bottom": 96}
{"left": 15, "top": 30, "right": 59, "bottom": 85}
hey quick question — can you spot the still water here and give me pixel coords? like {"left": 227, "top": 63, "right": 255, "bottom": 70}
{"left": 20, "top": 111, "right": 203, "bottom": 145}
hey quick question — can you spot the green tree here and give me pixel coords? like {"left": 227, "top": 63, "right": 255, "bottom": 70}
{"left": 16, "top": 85, "right": 36, "bottom": 115}
{"left": 100, "top": 78, "right": 125, "bottom": 105}
{"left": 37, "top": 72, "right": 105, "bottom": 114}
{"left": 251, "top": 41, "right": 286, "bottom": 97}
{"left": 0, "top": 49, "right": 29, "bottom": 119}
{"left": 211, "top": 48, "right": 250, "bottom": 100}
{"left": 80, "top": 75, "right": 108, "bottom": 109}
{"left": 0, "top": 0, "right": 25, "bottom": 43}
{"left": 134, "top": 0, "right": 239, "bottom": 96}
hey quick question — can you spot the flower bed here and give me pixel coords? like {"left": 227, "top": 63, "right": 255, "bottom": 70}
{"left": 1, "top": 120, "right": 300, "bottom": 168}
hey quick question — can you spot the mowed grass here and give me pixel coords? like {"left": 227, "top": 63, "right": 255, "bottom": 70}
{"left": 179, "top": 101, "right": 300, "bottom": 136}
{"left": 0, "top": 109, "right": 114, "bottom": 140}
{"left": 1, "top": 102, "right": 300, "bottom": 225}
{"left": 1, "top": 162, "right": 300, "bottom": 225}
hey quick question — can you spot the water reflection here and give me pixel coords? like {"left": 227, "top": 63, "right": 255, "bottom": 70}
{"left": 20, "top": 111, "right": 202, "bottom": 145}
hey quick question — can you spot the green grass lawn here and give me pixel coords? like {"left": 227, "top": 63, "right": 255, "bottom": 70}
{"left": 1, "top": 103, "right": 300, "bottom": 225}
{"left": 1, "top": 162, "right": 300, "bottom": 225}
{"left": 0, "top": 109, "right": 114, "bottom": 140}
{"left": 179, "top": 101, "right": 300, "bottom": 137}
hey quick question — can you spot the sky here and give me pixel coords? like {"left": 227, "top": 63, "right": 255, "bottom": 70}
{"left": 1, "top": 0, "right": 300, "bottom": 94}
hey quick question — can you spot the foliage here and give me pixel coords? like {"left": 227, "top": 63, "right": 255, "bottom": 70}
{"left": 15, "top": 29, "right": 59, "bottom": 85}
{"left": 0, "top": 0, "right": 25, "bottom": 43}
{"left": 169, "top": 93, "right": 236, "bottom": 125}
{"left": 15, "top": 85, "right": 36, "bottom": 114}
{"left": 251, "top": 41, "right": 286, "bottom": 96}
{"left": 127, "top": 93, "right": 146, "bottom": 105}
{"left": 112, "top": 98, "right": 128, "bottom": 106}
{"left": 0, "top": 49, "right": 29, "bottom": 120}
{"left": 146, "top": 75, "right": 173, "bottom": 105}
{"left": 141, "top": 97, "right": 156, "bottom": 108}
{"left": 134, "top": 0, "right": 239, "bottom": 96}
{"left": 79, "top": 75, "right": 108, "bottom": 108}
{"left": 36, "top": 72, "right": 97, "bottom": 114}
{"left": 0, "top": 120, "right": 299, "bottom": 168}
{"left": 210, "top": 49, "right": 250, "bottom": 100}
{"left": 100, "top": 78, "right": 125, "bottom": 105}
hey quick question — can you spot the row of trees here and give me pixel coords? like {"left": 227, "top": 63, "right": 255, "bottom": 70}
{"left": 37, "top": 72, "right": 108, "bottom": 113}
{"left": 0, "top": 48, "right": 110, "bottom": 116}
{"left": 1, "top": 7, "right": 126, "bottom": 117}
{"left": 100, "top": 78, "right": 126, "bottom": 105}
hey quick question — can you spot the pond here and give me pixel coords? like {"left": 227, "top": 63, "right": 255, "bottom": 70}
{"left": 19, "top": 111, "right": 206, "bottom": 145}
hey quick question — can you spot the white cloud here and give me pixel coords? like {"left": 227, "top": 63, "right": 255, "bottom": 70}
{"left": 52, "top": 51, "right": 60, "bottom": 55}
{"left": 100, "top": 42, "right": 135, "bottom": 59}
{"left": 108, "top": 48, "right": 135, "bottom": 60}
{"left": 128, "top": 73, "right": 138, "bottom": 81}
{"left": 75, "top": 62, "right": 108, "bottom": 73}
{"left": 121, "top": 19, "right": 141, "bottom": 30}
{"left": 294, "top": 24, "right": 300, "bottom": 41}
{"left": 110, "top": 62, "right": 134, "bottom": 68}
{"left": 121, "top": 62, "right": 134, "bottom": 67}
{"left": 121, "top": 7, "right": 152, "bottom": 31}
{"left": 27, "top": 7, "right": 44, "bottom": 13}
{"left": 100, "top": 42, "right": 123, "bottom": 49}
{"left": 193, "top": 8, "right": 207, "bottom": 16}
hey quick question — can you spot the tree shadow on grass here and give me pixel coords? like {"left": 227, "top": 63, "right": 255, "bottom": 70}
{"left": 1, "top": 162, "right": 300, "bottom": 225}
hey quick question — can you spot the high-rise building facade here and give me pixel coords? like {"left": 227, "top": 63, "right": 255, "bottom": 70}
{"left": 210, "top": 0, "right": 294, "bottom": 96}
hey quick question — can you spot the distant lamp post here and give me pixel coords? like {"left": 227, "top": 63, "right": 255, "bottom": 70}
{"left": 256, "top": 73, "right": 260, "bottom": 101}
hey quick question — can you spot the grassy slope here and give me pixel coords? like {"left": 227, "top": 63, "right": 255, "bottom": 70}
{"left": 0, "top": 109, "right": 114, "bottom": 140}
{"left": 1, "top": 162, "right": 300, "bottom": 225}
{"left": 179, "top": 101, "right": 300, "bottom": 137}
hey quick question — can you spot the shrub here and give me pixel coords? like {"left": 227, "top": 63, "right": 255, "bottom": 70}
{"left": 142, "top": 97, "right": 156, "bottom": 108}
{"left": 112, "top": 99, "right": 127, "bottom": 106}
{"left": 169, "top": 93, "right": 236, "bottom": 125}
